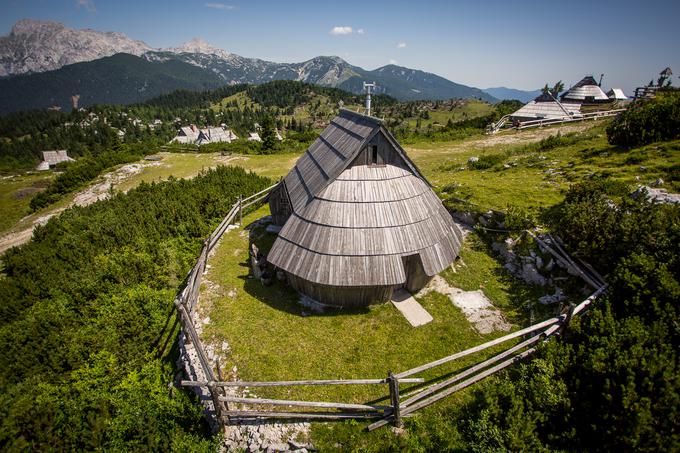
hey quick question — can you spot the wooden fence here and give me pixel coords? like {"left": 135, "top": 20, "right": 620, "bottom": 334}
{"left": 174, "top": 183, "right": 608, "bottom": 431}
{"left": 488, "top": 108, "right": 626, "bottom": 134}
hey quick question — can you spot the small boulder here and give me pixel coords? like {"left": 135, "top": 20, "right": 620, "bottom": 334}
{"left": 522, "top": 262, "right": 548, "bottom": 286}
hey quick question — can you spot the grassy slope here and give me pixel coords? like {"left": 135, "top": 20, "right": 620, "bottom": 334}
{"left": 115, "top": 152, "right": 300, "bottom": 192}
{"left": 404, "top": 99, "right": 494, "bottom": 130}
{"left": 409, "top": 122, "right": 679, "bottom": 212}
{"left": 0, "top": 173, "right": 53, "bottom": 233}
{"left": 211, "top": 90, "right": 364, "bottom": 125}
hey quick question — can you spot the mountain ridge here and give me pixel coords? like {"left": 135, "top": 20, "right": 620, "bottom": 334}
{"left": 0, "top": 19, "right": 498, "bottom": 111}
{"left": 482, "top": 86, "right": 540, "bottom": 103}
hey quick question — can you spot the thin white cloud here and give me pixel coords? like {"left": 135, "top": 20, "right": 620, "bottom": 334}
{"left": 357, "top": 28, "right": 365, "bottom": 35}
{"left": 397, "top": 42, "right": 407, "bottom": 48}
{"left": 389, "top": 59, "right": 397, "bottom": 64}
{"left": 330, "top": 26, "right": 353, "bottom": 35}
{"left": 75, "top": 0, "right": 96, "bottom": 12}
{"left": 205, "top": 3, "right": 236, "bottom": 10}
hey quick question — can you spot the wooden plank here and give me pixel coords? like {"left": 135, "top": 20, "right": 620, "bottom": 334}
{"left": 177, "top": 304, "right": 215, "bottom": 381}
{"left": 181, "top": 377, "right": 423, "bottom": 387}
{"left": 401, "top": 348, "right": 538, "bottom": 417}
{"left": 388, "top": 372, "right": 402, "bottom": 428}
{"left": 527, "top": 231, "right": 600, "bottom": 289}
{"left": 369, "top": 347, "right": 539, "bottom": 431}
{"left": 394, "top": 315, "right": 562, "bottom": 379}
{"left": 401, "top": 326, "right": 557, "bottom": 407}
{"left": 572, "top": 285, "right": 608, "bottom": 316}
{"left": 219, "top": 396, "right": 388, "bottom": 411}
{"left": 240, "top": 192, "right": 270, "bottom": 210}
{"left": 240, "top": 183, "right": 278, "bottom": 203}
{"left": 223, "top": 410, "right": 382, "bottom": 420}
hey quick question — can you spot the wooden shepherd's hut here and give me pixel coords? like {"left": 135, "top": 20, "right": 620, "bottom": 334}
{"left": 560, "top": 76, "right": 610, "bottom": 104}
{"left": 268, "top": 109, "right": 463, "bottom": 307}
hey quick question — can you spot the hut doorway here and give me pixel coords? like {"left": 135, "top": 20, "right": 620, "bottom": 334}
{"left": 401, "top": 254, "right": 429, "bottom": 293}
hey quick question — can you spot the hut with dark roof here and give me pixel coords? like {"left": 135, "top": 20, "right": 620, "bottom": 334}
{"left": 267, "top": 109, "right": 463, "bottom": 307}
{"left": 561, "top": 76, "right": 610, "bottom": 104}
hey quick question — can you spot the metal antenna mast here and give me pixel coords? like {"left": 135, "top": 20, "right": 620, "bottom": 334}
{"left": 363, "top": 82, "right": 376, "bottom": 116}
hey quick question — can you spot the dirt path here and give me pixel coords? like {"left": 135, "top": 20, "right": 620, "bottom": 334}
{"left": 0, "top": 155, "right": 248, "bottom": 255}
{"left": 470, "top": 122, "right": 596, "bottom": 148}
{"left": 0, "top": 161, "right": 164, "bottom": 254}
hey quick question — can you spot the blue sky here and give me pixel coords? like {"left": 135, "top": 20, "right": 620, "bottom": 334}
{"left": 2, "top": 0, "right": 679, "bottom": 93}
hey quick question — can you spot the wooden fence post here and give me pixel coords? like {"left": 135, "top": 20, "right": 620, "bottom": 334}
{"left": 207, "top": 381, "right": 224, "bottom": 427}
{"left": 215, "top": 358, "right": 230, "bottom": 425}
{"left": 387, "top": 372, "right": 402, "bottom": 428}
{"left": 562, "top": 303, "right": 576, "bottom": 332}
{"left": 238, "top": 194, "right": 243, "bottom": 225}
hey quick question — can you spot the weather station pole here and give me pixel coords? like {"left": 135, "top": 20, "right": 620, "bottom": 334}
{"left": 363, "top": 82, "right": 376, "bottom": 116}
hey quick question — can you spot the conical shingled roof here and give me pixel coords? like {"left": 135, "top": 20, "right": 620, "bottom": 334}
{"left": 510, "top": 92, "right": 581, "bottom": 120}
{"left": 561, "top": 76, "right": 609, "bottom": 102}
{"left": 268, "top": 109, "right": 462, "bottom": 292}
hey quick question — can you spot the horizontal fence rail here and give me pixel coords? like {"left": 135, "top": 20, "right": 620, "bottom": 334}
{"left": 173, "top": 180, "right": 608, "bottom": 432}
{"left": 488, "top": 108, "right": 626, "bottom": 134}
{"left": 181, "top": 377, "right": 424, "bottom": 387}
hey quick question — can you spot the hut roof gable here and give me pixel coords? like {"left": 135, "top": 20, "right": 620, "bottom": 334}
{"left": 561, "top": 76, "right": 609, "bottom": 101}
{"left": 269, "top": 109, "right": 463, "bottom": 289}
{"left": 282, "top": 109, "right": 426, "bottom": 212}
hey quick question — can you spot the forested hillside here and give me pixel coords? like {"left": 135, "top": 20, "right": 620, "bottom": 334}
{"left": 0, "top": 80, "right": 497, "bottom": 172}
{"left": 0, "top": 166, "right": 271, "bottom": 450}
{"left": 0, "top": 53, "right": 227, "bottom": 114}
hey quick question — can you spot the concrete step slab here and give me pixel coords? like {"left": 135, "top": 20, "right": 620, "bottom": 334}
{"left": 391, "top": 289, "right": 433, "bottom": 327}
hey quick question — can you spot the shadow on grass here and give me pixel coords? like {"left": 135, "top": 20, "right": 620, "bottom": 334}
{"left": 238, "top": 217, "right": 371, "bottom": 318}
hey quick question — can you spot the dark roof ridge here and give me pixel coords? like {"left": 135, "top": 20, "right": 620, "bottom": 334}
{"left": 338, "top": 107, "right": 384, "bottom": 124}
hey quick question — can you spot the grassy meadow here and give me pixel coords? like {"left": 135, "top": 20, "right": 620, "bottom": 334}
{"left": 199, "top": 205, "right": 537, "bottom": 406}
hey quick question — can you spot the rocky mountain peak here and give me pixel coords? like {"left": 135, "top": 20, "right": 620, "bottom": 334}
{"left": 10, "top": 19, "right": 65, "bottom": 36}
{"left": 0, "top": 19, "right": 152, "bottom": 76}
{"left": 167, "top": 37, "right": 232, "bottom": 59}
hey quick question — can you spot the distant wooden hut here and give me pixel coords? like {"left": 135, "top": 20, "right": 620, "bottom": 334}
{"left": 561, "top": 76, "right": 609, "bottom": 104}
{"left": 171, "top": 125, "right": 200, "bottom": 144}
{"left": 196, "top": 127, "right": 237, "bottom": 145}
{"left": 607, "top": 88, "right": 628, "bottom": 100}
{"left": 510, "top": 92, "right": 582, "bottom": 122}
{"left": 36, "top": 150, "right": 74, "bottom": 171}
{"left": 267, "top": 109, "right": 463, "bottom": 307}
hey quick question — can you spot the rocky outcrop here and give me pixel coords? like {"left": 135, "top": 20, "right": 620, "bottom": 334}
{"left": 0, "top": 19, "right": 151, "bottom": 76}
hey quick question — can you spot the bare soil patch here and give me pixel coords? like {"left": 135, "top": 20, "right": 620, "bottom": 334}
{"left": 418, "top": 275, "right": 512, "bottom": 334}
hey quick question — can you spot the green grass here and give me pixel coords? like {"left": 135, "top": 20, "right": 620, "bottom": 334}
{"left": 442, "top": 233, "right": 549, "bottom": 324}
{"left": 199, "top": 205, "right": 554, "bottom": 407}
{"left": 407, "top": 122, "right": 680, "bottom": 213}
{"left": 0, "top": 172, "right": 54, "bottom": 235}
{"left": 210, "top": 90, "right": 363, "bottom": 126}
{"left": 211, "top": 91, "right": 256, "bottom": 112}
{"left": 403, "top": 100, "right": 494, "bottom": 130}
{"left": 115, "top": 151, "right": 300, "bottom": 192}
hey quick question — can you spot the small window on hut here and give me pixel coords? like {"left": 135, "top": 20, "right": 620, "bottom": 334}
{"left": 371, "top": 145, "right": 378, "bottom": 165}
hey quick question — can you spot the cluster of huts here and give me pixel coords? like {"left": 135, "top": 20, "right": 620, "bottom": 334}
{"left": 171, "top": 124, "right": 284, "bottom": 145}
{"left": 171, "top": 125, "right": 239, "bottom": 145}
{"left": 509, "top": 75, "right": 628, "bottom": 123}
